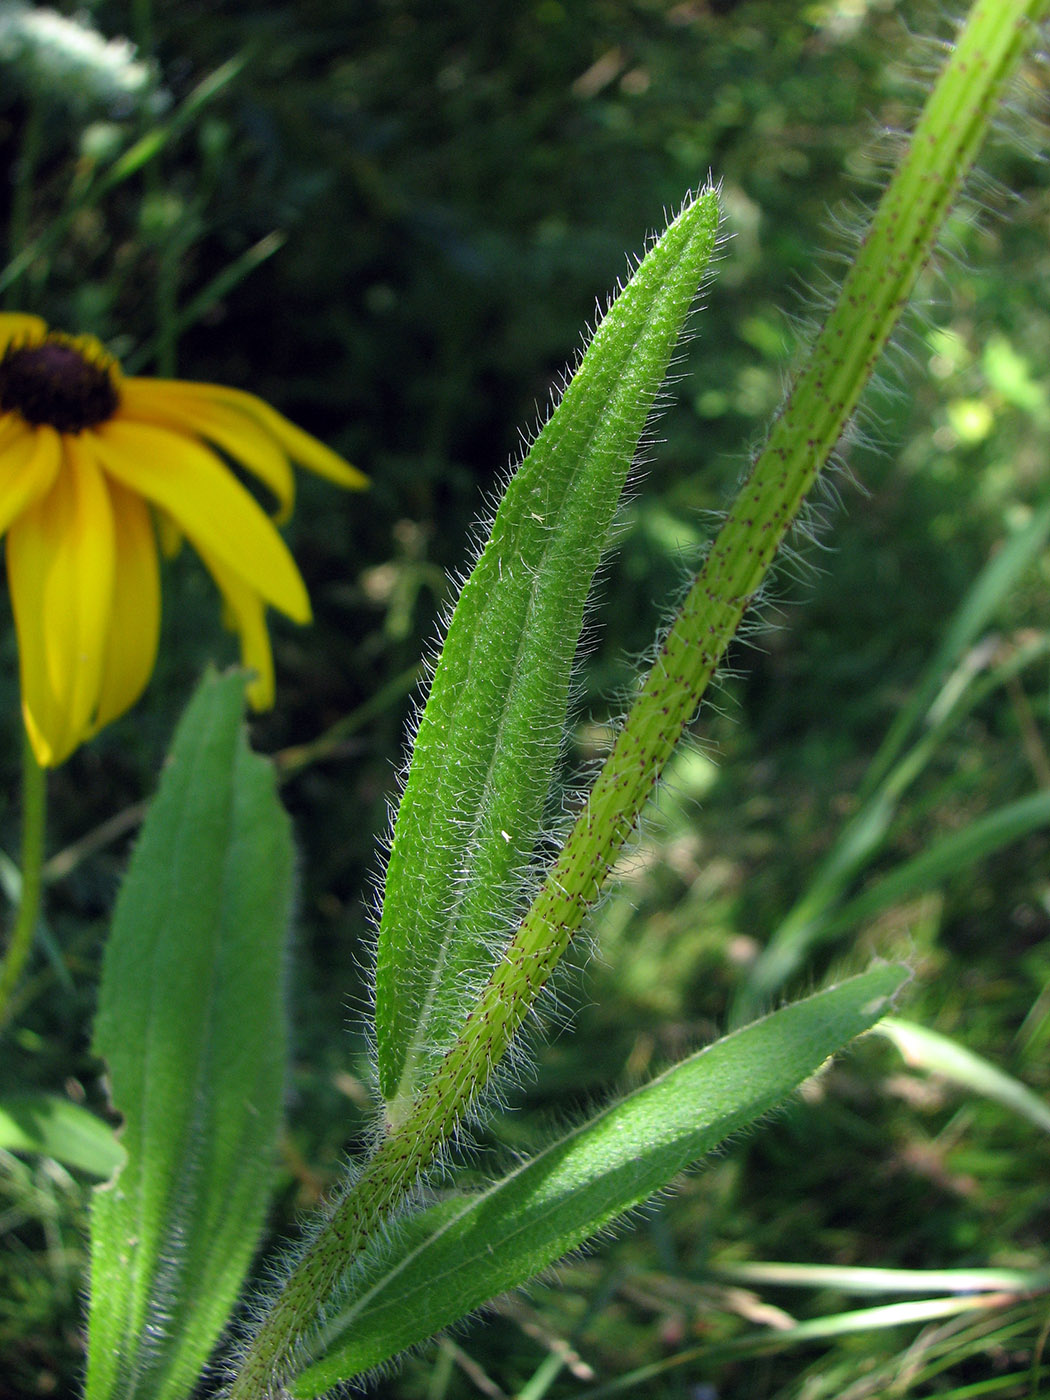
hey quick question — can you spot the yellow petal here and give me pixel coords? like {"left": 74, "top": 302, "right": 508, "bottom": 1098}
{"left": 119, "top": 378, "right": 296, "bottom": 521}
{"left": 90, "top": 418, "right": 311, "bottom": 623}
{"left": 195, "top": 543, "right": 275, "bottom": 709}
{"left": 0, "top": 313, "right": 47, "bottom": 354}
{"left": 0, "top": 421, "right": 62, "bottom": 539}
{"left": 7, "top": 439, "right": 116, "bottom": 766}
{"left": 137, "top": 378, "right": 368, "bottom": 491}
{"left": 91, "top": 481, "right": 160, "bottom": 733}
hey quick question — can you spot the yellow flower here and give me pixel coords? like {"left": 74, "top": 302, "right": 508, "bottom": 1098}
{"left": 0, "top": 312, "right": 367, "bottom": 767}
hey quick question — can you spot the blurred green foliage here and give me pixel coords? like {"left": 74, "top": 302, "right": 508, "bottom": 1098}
{"left": 1, "top": 0, "right": 1049, "bottom": 1396}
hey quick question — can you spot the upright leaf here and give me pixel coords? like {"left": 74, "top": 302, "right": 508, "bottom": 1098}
{"left": 86, "top": 671, "right": 294, "bottom": 1400}
{"left": 375, "top": 188, "right": 720, "bottom": 1120}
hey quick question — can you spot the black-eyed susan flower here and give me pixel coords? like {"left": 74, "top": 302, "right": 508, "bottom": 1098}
{"left": 0, "top": 312, "right": 367, "bottom": 767}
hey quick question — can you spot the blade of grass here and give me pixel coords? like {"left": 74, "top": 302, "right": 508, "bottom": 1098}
{"left": 875, "top": 1016, "right": 1050, "bottom": 1134}
{"left": 858, "top": 496, "right": 1050, "bottom": 806}
{"left": 570, "top": 1296, "right": 1036, "bottom": 1400}
{"left": 0, "top": 57, "right": 245, "bottom": 299}
{"left": 737, "top": 497, "right": 1050, "bottom": 1020}
{"left": 122, "top": 231, "right": 288, "bottom": 375}
{"left": 715, "top": 1262, "right": 1050, "bottom": 1295}
{"left": 810, "top": 789, "right": 1050, "bottom": 951}
{"left": 0, "top": 1095, "right": 123, "bottom": 1179}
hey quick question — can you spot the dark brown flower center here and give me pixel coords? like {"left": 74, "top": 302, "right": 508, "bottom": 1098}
{"left": 0, "top": 334, "right": 120, "bottom": 434}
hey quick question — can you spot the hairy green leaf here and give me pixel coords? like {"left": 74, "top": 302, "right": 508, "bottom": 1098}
{"left": 375, "top": 188, "right": 720, "bottom": 1120}
{"left": 290, "top": 966, "right": 907, "bottom": 1391}
{"left": 85, "top": 671, "right": 293, "bottom": 1400}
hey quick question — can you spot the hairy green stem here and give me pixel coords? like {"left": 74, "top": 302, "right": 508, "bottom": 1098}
{"left": 0, "top": 733, "right": 48, "bottom": 1028}
{"left": 230, "top": 3, "right": 1048, "bottom": 1392}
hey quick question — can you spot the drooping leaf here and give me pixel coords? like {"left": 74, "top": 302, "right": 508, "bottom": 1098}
{"left": 289, "top": 966, "right": 907, "bottom": 1392}
{"left": 85, "top": 670, "right": 294, "bottom": 1400}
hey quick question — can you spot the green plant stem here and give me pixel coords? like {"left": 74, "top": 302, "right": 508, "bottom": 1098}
{"left": 131, "top": 0, "right": 155, "bottom": 59}
{"left": 6, "top": 94, "right": 43, "bottom": 308}
{"left": 130, "top": 0, "right": 182, "bottom": 378}
{"left": 229, "top": 3, "right": 1048, "bottom": 1392}
{"left": 155, "top": 238, "right": 180, "bottom": 378}
{"left": 0, "top": 733, "right": 47, "bottom": 1029}
{"left": 273, "top": 663, "right": 421, "bottom": 780}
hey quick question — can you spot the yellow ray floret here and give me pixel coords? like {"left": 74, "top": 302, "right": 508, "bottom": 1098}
{"left": 0, "top": 313, "right": 367, "bottom": 766}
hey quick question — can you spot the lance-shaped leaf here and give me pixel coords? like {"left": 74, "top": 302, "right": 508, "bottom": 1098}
{"left": 375, "top": 188, "right": 720, "bottom": 1121}
{"left": 288, "top": 965, "right": 907, "bottom": 1392}
{"left": 85, "top": 671, "right": 294, "bottom": 1400}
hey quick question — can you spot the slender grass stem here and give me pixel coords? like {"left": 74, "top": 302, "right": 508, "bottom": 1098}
{"left": 0, "top": 732, "right": 48, "bottom": 1029}
{"left": 131, "top": 0, "right": 155, "bottom": 59}
{"left": 154, "top": 237, "right": 181, "bottom": 378}
{"left": 131, "top": 0, "right": 183, "bottom": 378}
{"left": 6, "top": 94, "right": 43, "bottom": 309}
{"left": 0, "top": 60, "right": 244, "bottom": 302}
{"left": 274, "top": 663, "right": 422, "bottom": 780}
